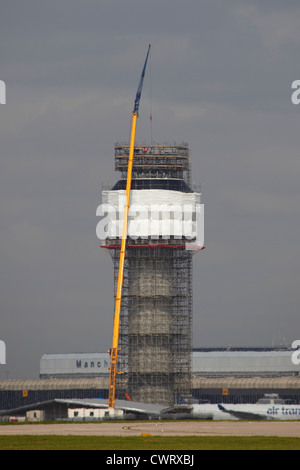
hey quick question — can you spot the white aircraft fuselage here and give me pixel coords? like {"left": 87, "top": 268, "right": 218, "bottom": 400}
{"left": 191, "top": 403, "right": 300, "bottom": 420}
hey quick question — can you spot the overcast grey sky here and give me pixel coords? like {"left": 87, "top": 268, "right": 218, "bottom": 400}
{"left": 0, "top": 0, "right": 300, "bottom": 379}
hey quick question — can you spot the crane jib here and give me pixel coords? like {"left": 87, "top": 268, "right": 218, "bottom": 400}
{"left": 133, "top": 44, "right": 151, "bottom": 115}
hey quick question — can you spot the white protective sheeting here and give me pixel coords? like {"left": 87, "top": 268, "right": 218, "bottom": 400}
{"left": 99, "top": 189, "right": 202, "bottom": 240}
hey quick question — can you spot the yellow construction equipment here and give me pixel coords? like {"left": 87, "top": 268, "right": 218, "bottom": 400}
{"left": 108, "top": 45, "right": 151, "bottom": 409}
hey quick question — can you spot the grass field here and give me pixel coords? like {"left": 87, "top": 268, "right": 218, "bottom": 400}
{"left": 1, "top": 435, "right": 300, "bottom": 450}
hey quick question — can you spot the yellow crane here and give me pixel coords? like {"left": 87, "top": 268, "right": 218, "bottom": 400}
{"left": 108, "top": 45, "right": 151, "bottom": 409}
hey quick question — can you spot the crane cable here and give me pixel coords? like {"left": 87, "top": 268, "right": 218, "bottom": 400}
{"left": 149, "top": 45, "right": 153, "bottom": 145}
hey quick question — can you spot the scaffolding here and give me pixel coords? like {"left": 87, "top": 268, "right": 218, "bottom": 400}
{"left": 115, "top": 142, "right": 191, "bottom": 184}
{"left": 102, "top": 143, "right": 200, "bottom": 405}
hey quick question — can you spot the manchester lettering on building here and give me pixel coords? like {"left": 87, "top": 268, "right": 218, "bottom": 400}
{"left": 76, "top": 360, "right": 109, "bottom": 369}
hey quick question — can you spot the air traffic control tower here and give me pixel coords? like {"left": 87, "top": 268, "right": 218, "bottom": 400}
{"left": 100, "top": 143, "right": 203, "bottom": 405}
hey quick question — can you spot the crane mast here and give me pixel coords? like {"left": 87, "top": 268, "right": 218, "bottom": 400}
{"left": 108, "top": 45, "right": 151, "bottom": 409}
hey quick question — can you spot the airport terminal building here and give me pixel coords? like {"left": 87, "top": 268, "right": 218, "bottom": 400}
{"left": 39, "top": 348, "right": 300, "bottom": 379}
{"left": 1, "top": 347, "right": 300, "bottom": 413}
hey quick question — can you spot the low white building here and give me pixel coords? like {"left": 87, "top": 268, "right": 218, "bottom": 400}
{"left": 68, "top": 407, "right": 123, "bottom": 420}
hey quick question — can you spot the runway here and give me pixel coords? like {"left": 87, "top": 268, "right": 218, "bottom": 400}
{"left": 1, "top": 421, "right": 300, "bottom": 437}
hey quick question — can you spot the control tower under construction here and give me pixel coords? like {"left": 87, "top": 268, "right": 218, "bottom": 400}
{"left": 101, "top": 142, "right": 203, "bottom": 405}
